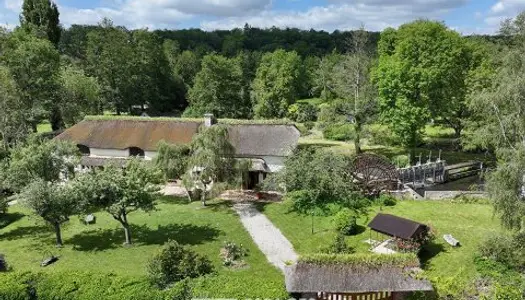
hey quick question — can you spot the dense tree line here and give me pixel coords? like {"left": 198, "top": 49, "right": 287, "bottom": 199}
{"left": 0, "top": 0, "right": 513, "bottom": 148}
{"left": 60, "top": 24, "right": 381, "bottom": 60}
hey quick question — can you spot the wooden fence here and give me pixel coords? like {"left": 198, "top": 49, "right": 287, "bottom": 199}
{"left": 317, "top": 291, "right": 393, "bottom": 300}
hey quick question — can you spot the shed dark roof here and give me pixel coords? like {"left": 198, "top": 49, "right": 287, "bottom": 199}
{"left": 55, "top": 118, "right": 300, "bottom": 157}
{"left": 285, "top": 263, "right": 433, "bottom": 293}
{"left": 368, "top": 214, "right": 428, "bottom": 240}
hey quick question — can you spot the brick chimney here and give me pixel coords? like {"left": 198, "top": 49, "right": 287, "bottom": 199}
{"left": 204, "top": 113, "right": 217, "bottom": 127}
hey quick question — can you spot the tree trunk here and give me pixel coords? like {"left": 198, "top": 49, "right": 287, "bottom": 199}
{"left": 123, "top": 223, "right": 132, "bottom": 245}
{"left": 454, "top": 127, "right": 462, "bottom": 139}
{"left": 49, "top": 106, "right": 64, "bottom": 131}
{"left": 354, "top": 121, "right": 362, "bottom": 154}
{"left": 121, "top": 212, "right": 132, "bottom": 245}
{"left": 201, "top": 184, "right": 207, "bottom": 207}
{"left": 54, "top": 222, "right": 63, "bottom": 247}
{"left": 311, "top": 213, "right": 314, "bottom": 235}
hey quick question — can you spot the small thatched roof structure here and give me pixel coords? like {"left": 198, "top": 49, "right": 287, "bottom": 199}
{"left": 368, "top": 214, "right": 428, "bottom": 240}
{"left": 285, "top": 263, "right": 433, "bottom": 294}
{"left": 55, "top": 116, "right": 300, "bottom": 157}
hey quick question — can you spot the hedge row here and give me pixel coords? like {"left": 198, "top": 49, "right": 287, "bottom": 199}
{"left": 0, "top": 272, "right": 190, "bottom": 300}
{"left": 0, "top": 271, "right": 289, "bottom": 300}
{"left": 299, "top": 253, "right": 420, "bottom": 268}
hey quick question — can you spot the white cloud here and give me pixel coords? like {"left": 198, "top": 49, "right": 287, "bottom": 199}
{"left": 4, "top": 0, "right": 21, "bottom": 11}
{"left": 482, "top": 0, "right": 525, "bottom": 33}
{"left": 158, "top": 0, "right": 272, "bottom": 16}
{"left": 57, "top": 1, "right": 191, "bottom": 29}
{"left": 202, "top": 1, "right": 468, "bottom": 32}
{"left": 2, "top": 0, "right": 272, "bottom": 29}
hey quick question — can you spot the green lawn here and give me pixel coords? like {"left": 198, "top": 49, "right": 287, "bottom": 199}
{"left": 258, "top": 200, "right": 503, "bottom": 294}
{"left": 0, "top": 197, "right": 286, "bottom": 298}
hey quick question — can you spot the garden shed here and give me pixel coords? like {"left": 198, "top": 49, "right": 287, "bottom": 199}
{"left": 368, "top": 214, "right": 428, "bottom": 240}
{"left": 285, "top": 259, "right": 433, "bottom": 300}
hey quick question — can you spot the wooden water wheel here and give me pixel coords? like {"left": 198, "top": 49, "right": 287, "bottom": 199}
{"left": 350, "top": 153, "right": 399, "bottom": 193}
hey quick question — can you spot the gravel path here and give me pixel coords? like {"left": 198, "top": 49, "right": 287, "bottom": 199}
{"left": 233, "top": 203, "right": 298, "bottom": 272}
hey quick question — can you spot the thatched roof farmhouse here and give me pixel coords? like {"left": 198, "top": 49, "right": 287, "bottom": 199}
{"left": 54, "top": 114, "right": 300, "bottom": 188}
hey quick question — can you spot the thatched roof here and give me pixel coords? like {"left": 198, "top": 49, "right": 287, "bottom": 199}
{"left": 55, "top": 117, "right": 300, "bottom": 157}
{"left": 285, "top": 263, "right": 433, "bottom": 293}
{"left": 368, "top": 214, "right": 428, "bottom": 240}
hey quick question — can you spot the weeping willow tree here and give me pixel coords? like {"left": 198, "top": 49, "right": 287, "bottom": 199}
{"left": 467, "top": 12, "right": 525, "bottom": 232}
{"left": 154, "top": 140, "right": 190, "bottom": 181}
{"left": 183, "top": 125, "right": 236, "bottom": 206}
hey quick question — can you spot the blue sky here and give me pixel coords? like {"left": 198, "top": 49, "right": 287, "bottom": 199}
{"left": 1, "top": 0, "right": 524, "bottom": 34}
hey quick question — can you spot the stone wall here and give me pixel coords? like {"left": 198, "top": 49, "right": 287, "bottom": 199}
{"left": 423, "top": 190, "right": 488, "bottom": 200}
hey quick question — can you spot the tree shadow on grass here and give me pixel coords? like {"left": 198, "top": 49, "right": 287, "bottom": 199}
{"left": 0, "top": 212, "right": 25, "bottom": 229}
{"left": 156, "top": 195, "right": 190, "bottom": 205}
{"left": 419, "top": 241, "right": 446, "bottom": 269}
{"left": 205, "top": 200, "right": 236, "bottom": 215}
{"left": 68, "top": 223, "right": 222, "bottom": 251}
{"left": 349, "top": 224, "right": 367, "bottom": 236}
{"left": 0, "top": 224, "right": 51, "bottom": 241}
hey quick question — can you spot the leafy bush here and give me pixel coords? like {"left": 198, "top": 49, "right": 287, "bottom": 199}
{"left": 304, "top": 121, "right": 315, "bottom": 131}
{"left": 284, "top": 190, "right": 318, "bottom": 214}
{"left": 479, "top": 234, "right": 525, "bottom": 270}
{"left": 294, "top": 123, "right": 310, "bottom": 136}
{"left": 287, "top": 103, "right": 318, "bottom": 123}
{"left": 332, "top": 208, "right": 358, "bottom": 235}
{"left": 394, "top": 225, "right": 435, "bottom": 253}
{"left": 366, "top": 125, "right": 401, "bottom": 146}
{"left": 489, "top": 283, "right": 523, "bottom": 300}
{"left": 220, "top": 241, "right": 248, "bottom": 267}
{"left": 147, "top": 240, "right": 214, "bottom": 289}
{"left": 320, "top": 233, "right": 355, "bottom": 254}
{"left": 377, "top": 194, "right": 397, "bottom": 207}
{"left": 392, "top": 155, "right": 410, "bottom": 168}
{"left": 318, "top": 103, "right": 345, "bottom": 124}
{"left": 322, "top": 123, "right": 355, "bottom": 141}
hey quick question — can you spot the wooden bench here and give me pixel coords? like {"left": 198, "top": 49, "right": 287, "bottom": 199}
{"left": 443, "top": 234, "right": 460, "bottom": 247}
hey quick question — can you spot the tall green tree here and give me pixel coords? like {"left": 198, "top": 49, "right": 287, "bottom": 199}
{"left": 130, "top": 30, "right": 182, "bottom": 113}
{"left": 154, "top": 141, "right": 190, "bottom": 181}
{"left": 59, "top": 64, "right": 101, "bottom": 126}
{"left": 252, "top": 49, "right": 302, "bottom": 118}
{"left": 266, "top": 149, "right": 363, "bottom": 233}
{"left": 468, "top": 12, "right": 525, "bottom": 231}
{"left": 333, "top": 28, "right": 377, "bottom": 154}
{"left": 183, "top": 125, "right": 236, "bottom": 206}
{"left": 75, "top": 159, "right": 162, "bottom": 245}
{"left": 4, "top": 138, "right": 79, "bottom": 192}
{"left": 237, "top": 51, "right": 261, "bottom": 118}
{"left": 186, "top": 54, "right": 245, "bottom": 118}
{"left": 312, "top": 52, "right": 342, "bottom": 101}
{"left": 22, "top": 179, "right": 78, "bottom": 246}
{"left": 374, "top": 21, "right": 468, "bottom": 154}
{"left": 86, "top": 18, "right": 133, "bottom": 114}
{"left": 20, "top": 0, "right": 61, "bottom": 47}
{"left": 173, "top": 50, "right": 200, "bottom": 91}
{"left": 0, "top": 66, "right": 29, "bottom": 149}
{"left": 2, "top": 29, "right": 61, "bottom": 131}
